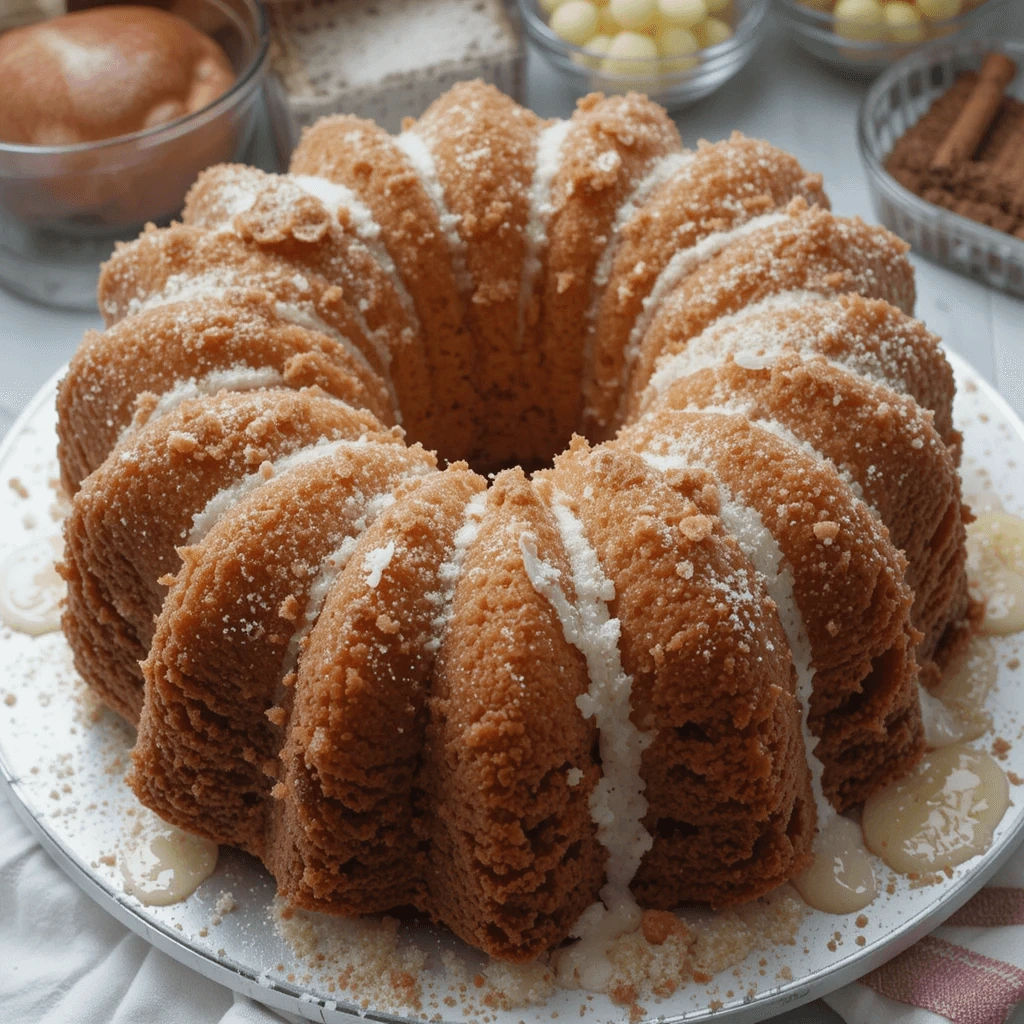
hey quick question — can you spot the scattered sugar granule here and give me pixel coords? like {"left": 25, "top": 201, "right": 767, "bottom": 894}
{"left": 215, "top": 892, "right": 236, "bottom": 914}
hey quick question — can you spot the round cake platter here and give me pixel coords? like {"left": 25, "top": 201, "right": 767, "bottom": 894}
{"left": 1, "top": 355, "right": 1023, "bottom": 1024}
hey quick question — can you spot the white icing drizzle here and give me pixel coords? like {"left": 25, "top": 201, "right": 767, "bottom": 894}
{"left": 792, "top": 815, "right": 876, "bottom": 914}
{"left": 207, "top": 179, "right": 260, "bottom": 221}
{"left": 424, "top": 490, "right": 488, "bottom": 653}
{"left": 641, "top": 447, "right": 835, "bottom": 829}
{"left": 863, "top": 745, "right": 1009, "bottom": 875}
{"left": 517, "top": 120, "right": 572, "bottom": 344}
{"left": 271, "top": 300, "right": 381, "bottom": 377}
{"left": 281, "top": 490, "right": 405, "bottom": 678}
{"left": 188, "top": 439, "right": 359, "bottom": 544}
{"left": 644, "top": 290, "right": 830, "bottom": 403}
{"left": 200, "top": 170, "right": 413, "bottom": 372}
{"left": 519, "top": 498, "right": 653, "bottom": 894}
{"left": 395, "top": 131, "right": 474, "bottom": 295}
{"left": 590, "top": 150, "right": 694, "bottom": 298}
{"left": 623, "top": 210, "right": 791, "bottom": 378}
{"left": 125, "top": 271, "right": 230, "bottom": 317}
{"left": 124, "top": 270, "right": 381, "bottom": 384}
{"left": 520, "top": 492, "right": 652, "bottom": 989}
{"left": 291, "top": 173, "right": 420, "bottom": 329}
{"left": 579, "top": 151, "right": 694, "bottom": 426}
{"left": 124, "top": 366, "right": 285, "bottom": 438}
{"left": 120, "top": 808, "right": 218, "bottom": 907}
{"left": 685, "top": 404, "right": 870, "bottom": 509}
{"left": 918, "top": 684, "right": 964, "bottom": 749}
{"left": 363, "top": 539, "right": 397, "bottom": 588}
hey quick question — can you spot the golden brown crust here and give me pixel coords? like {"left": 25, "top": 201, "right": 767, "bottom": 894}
{"left": 538, "top": 93, "right": 681, "bottom": 460}
{"left": 289, "top": 113, "right": 481, "bottom": 462}
{"left": 57, "top": 293, "right": 396, "bottom": 494}
{"left": 636, "top": 294, "right": 959, "bottom": 457}
{"left": 56, "top": 85, "right": 979, "bottom": 963}
{"left": 410, "top": 82, "right": 543, "bottom": 468}
{"left": 653, "top": 353, "right": 969, "bottom": 679}
{"left": 271, "top": 467, "right": 487, "bottom": 915}
{"left": 182, "top": 165, "right": 432, "bottom": 440}
{"left": 585, "top": 134, "right": 828, "bottom": 437}
{"left": 420, "top": 469, "right": 604, "bottom": 960}
{"left": 620, "top": 203, "right": 917, "bottom": 425}
{"left": 61, "top": 389, "right": 390, "bottom": 721}
{"left": 619, "top": 410, "right": 924, "bottom": 810}
{"left": 131, "top": 441, "right": 437, "bottom": 854}
{"left": 97, "top": 224, "right": 395, "bottom": 412}
{"left": 539, "top": 439, "right": 815, "bottom": 908}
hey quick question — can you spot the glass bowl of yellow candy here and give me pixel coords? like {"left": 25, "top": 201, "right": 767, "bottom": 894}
{"left": 518, "top": 0, "right": 769, "bottom": 105}
{"left": 776, "top": 0, "right": 1013, "bottom": 73}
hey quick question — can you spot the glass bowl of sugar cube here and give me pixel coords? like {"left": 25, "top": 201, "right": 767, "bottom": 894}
{"left": 518, "top": 0, "right": 769, "bottom": 107}
{"left": 775, "top": 0, "right": 1013, "bottom": 74}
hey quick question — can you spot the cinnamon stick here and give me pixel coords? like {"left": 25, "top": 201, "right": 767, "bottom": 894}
{"left": 931, "top": 52, "right": 1018, "bottom": 171}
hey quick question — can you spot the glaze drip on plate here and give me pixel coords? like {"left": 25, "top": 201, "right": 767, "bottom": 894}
{"left": 0, "top": 535, "right": 65, "bottom": 635}
{"left": 120, "top": 808, "right": 218, "bottom": 907}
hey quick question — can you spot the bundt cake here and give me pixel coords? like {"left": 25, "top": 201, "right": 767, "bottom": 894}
{"left": 57, "top": 82, "right": 973, "bottom": 965}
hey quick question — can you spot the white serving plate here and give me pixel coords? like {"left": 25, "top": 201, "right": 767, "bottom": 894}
{"left": 1, "top": 354, "right": 1023, "bottom": 1024}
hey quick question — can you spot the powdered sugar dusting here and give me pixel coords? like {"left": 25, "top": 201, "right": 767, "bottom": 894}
{"left": 687, "top": 404, "right": 870, "bottom": 508}
{"left": 292, "top": 174, "right": 419, "bottom": 327}
{"left": 271, "top": 301, "right": 378, "bottom": 377}
{"left": 282, "top": 491, "right": 402, "bottom": 677}
{"left": 122, "top": 268, "right": 379, "bottom": 383}
{"left": 127, "top": 272, "right": 231, "bottom": 317}
{"left": 590, "top": 151, "right": 694, "bottom": 297}
{"left": 644, "top": 290, "right": 829, "bottom": 403}
{"left": 126, "top": 365, "right": 285, "bottom": 437}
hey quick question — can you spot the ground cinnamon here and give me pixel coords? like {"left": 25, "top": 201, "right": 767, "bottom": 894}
{"left": 886, "top": 52, "right": 1024, "bottom": 243}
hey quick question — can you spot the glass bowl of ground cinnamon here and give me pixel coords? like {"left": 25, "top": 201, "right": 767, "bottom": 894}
{"left": 859, "top": 39, "right": 1024, "bottom": 297}
{"left": 0, "top": 0, "right": 269, "bottom": 310}
{"left": 776, "top": 0, "right": 1012, "bottom": 75}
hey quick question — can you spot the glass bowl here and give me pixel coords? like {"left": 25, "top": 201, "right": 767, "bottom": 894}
{"left": 775, "top": 0, "right": 1012, "bottom": 75}
{"left": 518, "top": 0, "right": 769, "bottom": 108}
{"left": 0, "top": 0, "right": 269, "bottom": 310}
{"left": 858, "top": 37, "right": 1024, "bottom": 296}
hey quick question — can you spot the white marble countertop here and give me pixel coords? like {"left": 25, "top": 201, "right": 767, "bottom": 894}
{"left": 0, "top": 12, "right": 1022, "bottom": 1024}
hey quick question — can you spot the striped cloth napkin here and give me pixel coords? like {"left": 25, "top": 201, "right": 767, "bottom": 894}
{"left": 825, "top": 846, "right": 1024, "bottom": 1024}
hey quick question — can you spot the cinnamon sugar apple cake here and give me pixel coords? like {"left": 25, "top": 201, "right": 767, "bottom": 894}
{"left": 57, "top": 81, "right": 972, "bottom": 963}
